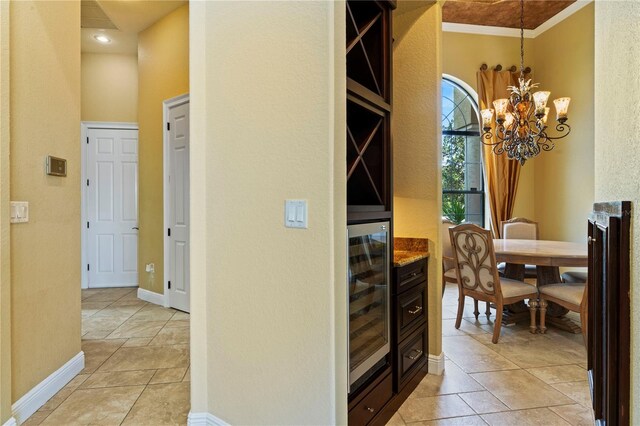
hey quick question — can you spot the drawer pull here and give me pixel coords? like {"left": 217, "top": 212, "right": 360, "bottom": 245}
{"left": 410, "top": 272, "right": 418, "bottom": 278}
{"left": 408, "top": 306, "right": 423, "bottom": 315}
{"left": 365, "top": 407, "right": 375, "bottom": 413}
{"left": 406, "top": 349, "right": 423, "bottom": 360}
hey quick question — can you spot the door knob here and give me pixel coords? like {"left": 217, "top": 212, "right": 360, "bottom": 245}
{"left": 132, "top": 227, "right": 139, "bottom": 230}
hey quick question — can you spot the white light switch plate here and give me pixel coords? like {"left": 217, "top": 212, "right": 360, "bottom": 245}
{"left": 10, "top": 201, "right": 29, "bottom": 223}
{"left": 285, "top": 200, "right": 307, "bottom": 229}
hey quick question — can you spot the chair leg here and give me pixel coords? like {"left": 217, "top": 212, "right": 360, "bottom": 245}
{"left": 528, "top": 299, "right": 538, "bottom": 334}
{"left": 442, "top": 274, "right": 446, "bottom": 298}
{"left": 492, "top": 303, "right": 503, "bottom": 344}
{"left": 455, "top": 293, "right": 465, "bottom": 329}
{"left": 485, "top": 302, "right": 491, "bottom": 319}
{"left": 473, "top": 299, "right": 480, "bottom": 320}
{"left": 580, "top": 309, "right": 588, "bottom": 347}
{"left": 539, "top": 298, "right": 548, "bottom": 334}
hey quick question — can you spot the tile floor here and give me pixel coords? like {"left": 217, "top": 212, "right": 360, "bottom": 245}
{"left": 387, "top": 283, "right": 594, "bottom": 426}
{"left": 23, "top": 287, "right": 190, "bottom": 426}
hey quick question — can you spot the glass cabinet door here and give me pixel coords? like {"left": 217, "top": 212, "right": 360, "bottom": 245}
{"left": 348, "top": 222, "right": 390, "bottom": 387}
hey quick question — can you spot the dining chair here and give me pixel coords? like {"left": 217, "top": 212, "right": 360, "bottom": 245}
{"left": 449, "top": 223, "right": 539, "bottom": 343}
{"left": 539, "top": 282, "right": 587, "bottom": 345}
{"left": 442, "top": 219, "right": 490, "bottom": 319}
{"left": 499, "top": 217, "right": 539, "bottom": 279}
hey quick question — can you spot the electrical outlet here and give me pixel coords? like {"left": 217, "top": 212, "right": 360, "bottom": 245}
{"left": 145, "top": 263, "right": 155, "bottom": 273}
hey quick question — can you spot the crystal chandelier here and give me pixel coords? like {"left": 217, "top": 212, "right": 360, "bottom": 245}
{"left": 480, "top": 0, "right": 571, "bottom": 165}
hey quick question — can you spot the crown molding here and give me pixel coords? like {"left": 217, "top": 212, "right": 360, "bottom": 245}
{"left": 443, "top": 0, "right": 593, "bottom": 39}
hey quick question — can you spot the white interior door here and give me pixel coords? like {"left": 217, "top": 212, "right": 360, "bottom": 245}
{"left": 87, "top": 128, "right": 139, "bottom": 288}
{"left": 167, "top": 99, "right": 190, "bottom": 312}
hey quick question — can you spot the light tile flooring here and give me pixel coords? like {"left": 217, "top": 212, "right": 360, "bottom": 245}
{"left": 23, "top": 287, "right": 190, "bottom": 426}
{"left": 387, "top": 283, "right": 595, "bottom": 426}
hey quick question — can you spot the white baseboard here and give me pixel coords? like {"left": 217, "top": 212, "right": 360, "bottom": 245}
{"left": 137, "top": 288, "right": 166, "bottom": 307}
{"left": 428, "top": 352, "right": 445, "bottom": 375}
{"left": 12, "top": 351, "right": 84, "bottom": 424}
{"left": 188, "top": 412, "right": 229, "bottom": 426}
{"left": 2, "top": 417, "right": 16, "bottom": 426}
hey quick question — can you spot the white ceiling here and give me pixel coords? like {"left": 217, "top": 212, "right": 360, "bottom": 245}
{"left": 81, "top": 0, "right": 186, "bottom": 54}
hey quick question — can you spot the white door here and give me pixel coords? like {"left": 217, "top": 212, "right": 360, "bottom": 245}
{"left": 87, "top": 128, "right": 139, "bottom": 288}
{"left": 167, "top": 100, "right": 190, "bottom": 312}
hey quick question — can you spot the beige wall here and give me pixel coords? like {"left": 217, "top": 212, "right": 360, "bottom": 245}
{"left": 594, "top": 1, "right": 640, "bottom": 421}
{"left": 532, "top": 4, "right": 594, "bottom": 242}
{"left": 442, "top": 32, "right": 536, "bottom": 221}
{"left": 81, "top": 52, "right": 138, "bottom": 123}
{"left": 0, "top": 0, "right": 11, "bottom": 422}
{"left": 9, "top": 0, "right": 81, "bottom": 401}
{"left": 138, "top": 5, "right": 189, "bottom": 294}
{"left": 189, "top": 1, "right": 347, "bottom": 423}
{"left": 393, "top": 1, "right": 443, "bottom": 357}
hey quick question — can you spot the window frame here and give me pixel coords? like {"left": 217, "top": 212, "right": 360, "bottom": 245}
{"left": 441, "top": 76, "right": 485, "bottom": 227}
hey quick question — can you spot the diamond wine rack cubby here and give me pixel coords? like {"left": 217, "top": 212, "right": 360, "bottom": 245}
{"left": 346, "top": 0, "right": 392, "bottom": 221}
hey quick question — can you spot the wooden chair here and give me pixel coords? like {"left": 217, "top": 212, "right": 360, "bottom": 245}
{"left": 561, "top": 271, "right": 587, "bottom": 283}
{"left": 449, "top": 224, "right": 539, "bottom": 343}
{"left": 499, "top": 217, "right": 539, "bottom": 279}
{"left": 442, "top": 219, "right": 490, "bottom": 319}
{"left": 539, "top": 282, "right": 587, "bottom": 345}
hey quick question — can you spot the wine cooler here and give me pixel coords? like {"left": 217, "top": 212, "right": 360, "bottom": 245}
{"left": 348, "top": 221, "right": 390, "bottom": 393}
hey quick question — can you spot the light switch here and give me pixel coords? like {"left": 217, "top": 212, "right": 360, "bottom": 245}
{"left": 285, "top": 199, "right": 307, "bottom": 229}
{"left": 10, "top": 201, "right": 29, "bottom": 224}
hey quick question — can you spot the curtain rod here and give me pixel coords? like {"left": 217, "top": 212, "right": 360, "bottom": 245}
{"left": 480, "top": 63, "right": 532, "bottom": 74}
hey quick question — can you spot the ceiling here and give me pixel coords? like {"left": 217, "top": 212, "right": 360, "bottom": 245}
{"left": 81, "top": 0, "right": 186, "bottom": 54}
{"left": 442, "top": 0, "right": 577, "bottom": 30}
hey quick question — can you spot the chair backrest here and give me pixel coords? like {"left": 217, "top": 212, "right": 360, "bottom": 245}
{"left": 441, "top": 218, "right": 456, "bottom": 271}
{"left": 449, "top": 223, "right": 501, "bottom": 297}
{"left": 501, "top": 217, "right": 538, "bottom": 240}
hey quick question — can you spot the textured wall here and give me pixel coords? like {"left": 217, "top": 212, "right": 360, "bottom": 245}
{"left": 594, "top": 1, "right": 640, "bottom": 422}
{"left": 393, "top": 1, "right": 443, "bottom": 358}
{"left": 532, "top": 4, "right": 594, "bottom": 242}
{"left": 9, "top": 0, "right": 81, "bottom": 400}
{"left": 0, "top": 0, "right": 11, "bottom": 422}
{"left": 442, "top": 31, "right": 536, "bottom": 221}
{"left": 189, "top": 1, "right": 347, "bottom": 423}
{"left": 137, "top": 5, "right": 189, "bottom": 295}
{"left": 81, "top": 53, "right": 138, "bottom": 123}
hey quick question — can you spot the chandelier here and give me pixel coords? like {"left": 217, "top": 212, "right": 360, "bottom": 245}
{"left": 480, "top": 0, "right": 571, "bottom": 165}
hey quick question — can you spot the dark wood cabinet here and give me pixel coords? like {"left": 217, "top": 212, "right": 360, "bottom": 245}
{"left": 587, "top": 201, "right": 631, "bottom": 425}
{"left": 392, "top": 258, "right": 428, "bottom": 393}
{"left": 346, "top": 0, "right": 393, "bottom": 221}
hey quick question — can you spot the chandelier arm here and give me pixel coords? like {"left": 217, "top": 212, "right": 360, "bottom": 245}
{"left": 544, "top": 124, "right": 572, "bottom": 141}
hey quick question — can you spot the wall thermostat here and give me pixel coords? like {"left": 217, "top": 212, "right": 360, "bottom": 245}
{"left": 46, "top": 156, "right": 67, "bottom": 177}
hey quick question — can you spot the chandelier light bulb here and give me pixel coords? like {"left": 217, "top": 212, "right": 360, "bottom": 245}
{"left": 493, "top": 99, "right": 509, "bottom": 121}
{"left": 480, "top": 109, "right": 494, "bottom": 130}
{"left": 503, "top": 112, "right": 515, "bottom": 129}
{"left": 553, "top": 97, "right": 571, "bottom": 121}
{"left": 533, "top": 91, "right": 551, "bottom": 116}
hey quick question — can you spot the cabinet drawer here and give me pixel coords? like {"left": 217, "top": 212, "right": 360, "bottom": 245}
{"left": 349, "top": 372, "right": 393, "bottom": 426}
{"left": 397, "top": 283, "right": 426, "bottom": 341}
{"left": 396, "top": 326, "right": 427, "bottom": 390}
{"left": 394, "top": 259, "right": 427, "bottom": 294}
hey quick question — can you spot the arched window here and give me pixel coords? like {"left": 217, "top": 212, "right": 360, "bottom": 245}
{"left": 441, "top": 77, "right": 485, "bottom": 226}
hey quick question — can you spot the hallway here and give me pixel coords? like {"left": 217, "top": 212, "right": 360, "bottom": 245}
{"left": 23, "top": 288, "right": 190, "bottom": 425}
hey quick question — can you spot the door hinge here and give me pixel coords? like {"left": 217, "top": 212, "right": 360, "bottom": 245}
{"left": 168, "top": 281, "right": 171, "bottom": 289}
{"left": 87, "top": 221, "right": 89, "bottom": 229}
{"left": 167, "top": 122, "right": 170, "bottom": 131}
{"left": 87, "top": 264, "right": 90, "bottom": 271}
{"left": 168, "top": 228, "right": 171, "bottom": 237}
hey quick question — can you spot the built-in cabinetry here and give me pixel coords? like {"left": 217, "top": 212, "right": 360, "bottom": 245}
{"left": 346, "top": 1, "right": 430, "bottom": 424}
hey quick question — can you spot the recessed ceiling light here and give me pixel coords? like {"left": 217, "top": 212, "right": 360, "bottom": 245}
{"left": 93, "top": 34, "right": 111, "bottom": 44}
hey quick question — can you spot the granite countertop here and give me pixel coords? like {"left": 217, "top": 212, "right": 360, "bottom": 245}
{"left": 393, "top": 237, "right": 430, "bottom": 267}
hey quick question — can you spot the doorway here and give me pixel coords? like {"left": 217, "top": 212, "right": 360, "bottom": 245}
{"left": 81, "top": 122, "right": 139, "bottom": 289}
{"left": 164, "top": 95, "right": 190, "bottom": 312}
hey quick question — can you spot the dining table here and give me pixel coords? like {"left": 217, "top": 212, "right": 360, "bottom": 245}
{"left": 493, "top": 238, "right": 588, "bottom": 333}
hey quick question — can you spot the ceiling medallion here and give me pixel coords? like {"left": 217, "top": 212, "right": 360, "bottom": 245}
{"left": 480, "top": 0, "right": 571, "bottom": 165}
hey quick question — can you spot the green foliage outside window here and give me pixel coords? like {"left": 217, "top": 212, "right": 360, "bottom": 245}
{"left": 442, "top": 124, "right": 466, "bottom": 224}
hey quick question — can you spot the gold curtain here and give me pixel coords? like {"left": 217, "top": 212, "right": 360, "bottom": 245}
{"left": 476, "top": 69, "right": 525, "bottom": 238}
